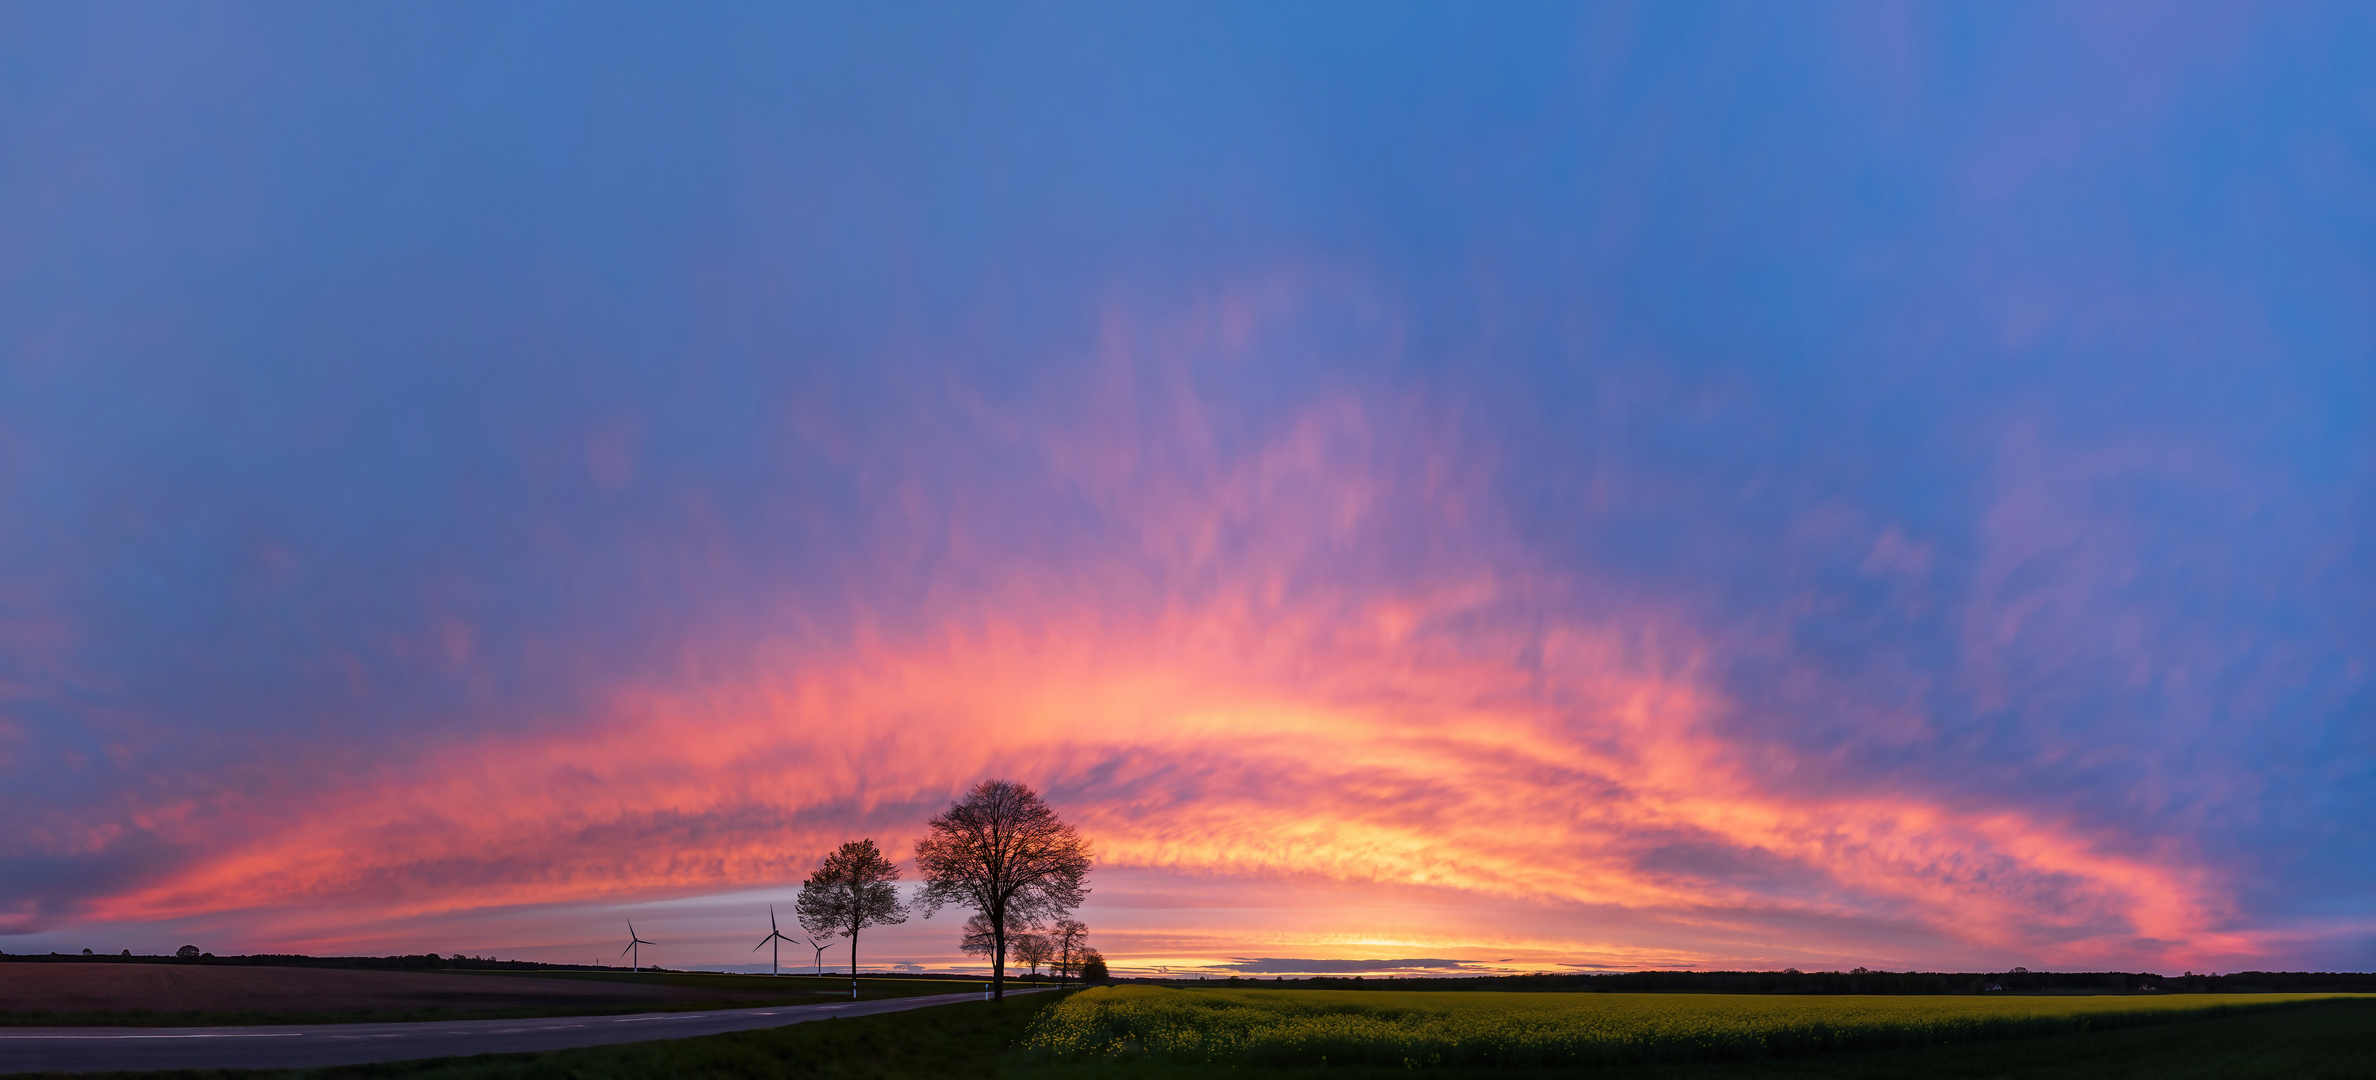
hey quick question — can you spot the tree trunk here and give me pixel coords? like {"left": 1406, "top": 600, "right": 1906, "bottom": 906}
{"left": 848, "top": 926, "right": 860, "bottom": 997}
{"left": 990, "top": 899, "right": 1006, "bottom": 1000}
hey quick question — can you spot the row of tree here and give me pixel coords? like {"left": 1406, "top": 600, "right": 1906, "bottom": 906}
{"left": 792, "top": 779, "right": 1096, "bottom": 999}
{"left": 962, "top": 915, "right": 1105, "bottom": 984}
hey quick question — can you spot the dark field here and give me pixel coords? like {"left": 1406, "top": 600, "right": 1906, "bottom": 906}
{"left": 16, "top": 991, "right": 2366, "bottom": 1080}
{"left": 459, "top": 970, "right": 994, "bottom": 1000}
{"left": 0, "top": 965, "right": 840, "bottom": 1026}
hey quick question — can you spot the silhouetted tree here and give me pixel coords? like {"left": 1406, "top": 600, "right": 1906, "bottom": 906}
{"left": 1078, "top": 948, "right": 1108, "bottom": 983}
{"left": 959, "top": 911, "right": 1030, "bottom": 961}
{"left": 1050, "top": 918, "right": 1089, "bottom": 981}
{"left": 795, "top": 839, "right": 909, "bottom": 996}
{"left": 1013, "top": 932, "right": 1054, "bottom": 985}
{"left": 915, "top": 779, "right": 1092, "bottom": 999}
{"left": 794, "top": 885, "right": 838, "bottom": 981}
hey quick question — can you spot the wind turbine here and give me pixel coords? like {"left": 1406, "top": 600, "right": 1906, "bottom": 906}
{"left": 619, "top": 921, "right": 655, "bottom": 973}
{"left": 804, "top": 932, "right": 830, "bottom": 978}
{"left": 754, "top": 906, "right": 798, "bottom": 976}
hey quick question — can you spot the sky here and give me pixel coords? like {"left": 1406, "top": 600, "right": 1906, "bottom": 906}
{"left": 2, "top": 1, "right": 2373, "bottom": 978}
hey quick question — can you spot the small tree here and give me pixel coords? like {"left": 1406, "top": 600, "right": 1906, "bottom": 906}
{"left": 795, "top": 887, "right": 838, "bottom": 981}
{"left": 915, "top": 779, "right": 1092, "bottom": 999}
{"left": 1078, "top": 948, "right": 1108, "bottom": 983}
{"left": 1013, "top": 933, "right": 1054, "bottom": 985}
{"left": 795, "top": 839, "right": 910, "bottom": 997}
{"left": 959, "top": 911, "right": 1026, "bottom": 959}
{"left": 1050, "top": 919, "right": 1088, "bottom": 981}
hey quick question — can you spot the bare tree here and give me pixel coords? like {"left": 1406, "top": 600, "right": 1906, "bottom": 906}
{"left": 794, "top": 839, "right": 909, "bottom": 998}
{"left": 1050, "top": 918, "right": 1088, "bottom": 982}
{"left": 1013, "top": 932, "right": 1054, "bottom": 985}
{"left": 915, "top": 779, "right": 1092, "bottom": 999}
{"left": 957, "top": 911, "right": 1008, "bottom": 971}
{"left": 794, "top": 878, "right": 841, "bottom": 983}
{"left": 960, "top": 911, "right": 1023, "bottom": 957}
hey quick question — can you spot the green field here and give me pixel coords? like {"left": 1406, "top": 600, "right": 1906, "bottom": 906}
{"left": 1024, "top": 986, "right": 2376, "bottom": 1069}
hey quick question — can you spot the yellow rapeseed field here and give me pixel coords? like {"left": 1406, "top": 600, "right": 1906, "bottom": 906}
{"left": 1024, "top": 986, "right": 2373, "bottom": 1068}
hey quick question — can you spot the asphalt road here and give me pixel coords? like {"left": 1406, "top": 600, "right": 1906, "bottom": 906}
{"left": 0, "top": 987, "right": 1049, "bottom": 1075}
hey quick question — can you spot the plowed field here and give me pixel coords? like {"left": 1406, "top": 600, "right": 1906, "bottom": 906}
{"left": 0, "top": 963, "right": 781, "bottom": 1014}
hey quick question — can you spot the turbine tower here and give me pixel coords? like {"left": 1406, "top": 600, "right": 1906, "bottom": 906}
{"left": 754, "top": 906, "right": 798, "bottom": 976}
{"left": 619, "top": 921, "right": 655, "bottom": 973}
{"left": 805, "top": 932, "right": 830, "bottom": 978}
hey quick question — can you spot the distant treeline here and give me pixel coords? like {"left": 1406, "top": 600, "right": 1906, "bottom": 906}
{"left": 10, "top": 952, "right": 2373, "bottom": 994}
{"left": 1135, "top": 969, "right": 2376, "bottom": 995}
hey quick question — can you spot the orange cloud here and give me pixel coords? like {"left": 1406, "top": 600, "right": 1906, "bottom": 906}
{"left": 93, "top": 529, "right": 2245, "bottom": 969}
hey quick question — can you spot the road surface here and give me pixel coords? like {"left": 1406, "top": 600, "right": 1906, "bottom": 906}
{"left": 0, "top": 987, "right": 1048, "bottom": 1074}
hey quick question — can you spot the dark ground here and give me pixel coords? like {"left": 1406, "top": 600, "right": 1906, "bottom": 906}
{"left": 11, "top": 990, "right": 2369, "bottom": 1080}
{"left": 0, "top": 967, "right": 981, "bottom": 1027}
{"left": 0, "top": 965, "right": 791, "bottom": 1013}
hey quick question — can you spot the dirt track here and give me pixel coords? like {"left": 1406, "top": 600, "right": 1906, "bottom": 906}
{"left": 0, "top": 965, "right": 780, "bottom": 1014}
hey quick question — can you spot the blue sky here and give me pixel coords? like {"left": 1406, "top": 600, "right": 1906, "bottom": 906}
{"left": 2, "top": 2, "right": 2371, "bottom": 973}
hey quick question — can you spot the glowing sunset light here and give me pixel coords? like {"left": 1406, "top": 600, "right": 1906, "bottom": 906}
{"left": 3, "top": 4, "right": 2372, "bottom": 981}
